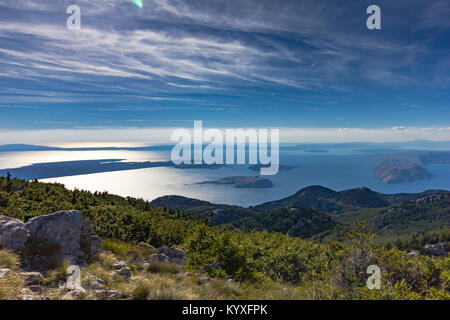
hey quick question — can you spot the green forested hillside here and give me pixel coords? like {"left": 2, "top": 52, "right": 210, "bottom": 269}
{"left": 150, "top": 195, "right": 258, "bottom": 225}
{"left": 0, "top": 177, "right": 449, "bottom": 299}
{"left": 150, "top": 186, "right": 450, "bottom": 244}
{"left": 330, "top": 193, "right": 450, "bottom": 238}
{"left": 252, "top": 185, "right": 446, "bottom": 213}
{"left": 230, "top": 207, "right": 342, "bottom": 239}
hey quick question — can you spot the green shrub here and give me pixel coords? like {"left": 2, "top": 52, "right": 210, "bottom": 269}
{"left": 103, "top": 238, "right": 155, "bottom": 259}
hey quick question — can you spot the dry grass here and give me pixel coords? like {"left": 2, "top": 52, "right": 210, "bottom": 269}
{"left": 103, "top": 238, "right": 156, "bottom": 259}
{"left": 0, "top": 250, "right": 21, "bottom": 270}
{"left": 0, "top": 250, "right": 24, "bottom": 300}
{"left": 146, "top": 261, "right": 182, "bottom": 274}
{"left": 1, "top": 248, "right": 342, "bottom": 301}
{"left": 0, "top": 273, "right": 24, "bottom": 299}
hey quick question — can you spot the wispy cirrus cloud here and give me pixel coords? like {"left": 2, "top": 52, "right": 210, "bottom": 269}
{"left": 0, "top": 0, "right": 448, "bottom": 133}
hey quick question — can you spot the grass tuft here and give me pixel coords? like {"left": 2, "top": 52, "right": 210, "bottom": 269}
{"left": 103, "top": 238, "right": 156, "bottom": 259}
{"left": 146, "top": 261, "right": 182, "bottom": 274}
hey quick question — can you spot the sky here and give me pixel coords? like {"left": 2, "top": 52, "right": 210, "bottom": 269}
{"left": 0, "top": 0, "right": 449, "bottom": 145}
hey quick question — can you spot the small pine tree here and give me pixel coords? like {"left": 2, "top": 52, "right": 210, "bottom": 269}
{"left": 208, "top": 211, "right": 215, "bottom": 226}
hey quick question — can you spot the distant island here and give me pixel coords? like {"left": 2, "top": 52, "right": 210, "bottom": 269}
{"left": 248, "top": 164, "right": 298, "bottom": 172}
{"left": 0, "top": 159, "right": 226, "bottom": 180}
{"left": 371, "top": 151, "right": 450, "bottom": 184}
{"left": 198, "top": 176, "right": 274, "bottom": 188}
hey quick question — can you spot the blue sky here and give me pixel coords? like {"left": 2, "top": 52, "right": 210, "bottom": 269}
{"left": 0, "top": 0, "right": 449, "bottom": 144}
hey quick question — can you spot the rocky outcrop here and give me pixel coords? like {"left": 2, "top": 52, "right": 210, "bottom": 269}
{"left": 26, "top": 210, "right": 85, "bottom": 256}
{"left": 138, "top": 242, "right": 156, "bottom": 250}
{"left": 153, "top": 247, "right": 188, "bottom": 266}
{"left": 112, "top": 259, "right": 131, "bottom": 280}
{"left": 202, "top": 259, "right": 222, "bottom": 273}
{"left": 197, "top": 274, "right": 213, "bottom": 285}
{"left": 0, "top": 211, "right": 102, "bottom": 259}
{"left": 20, "top": 272, "right": 43, "bottom": 285}
{"left": 424, "top": 243, "right": 448, "bottom": 257}
{"left": 84, "top": 272, "right": 105, "bottom": 290}
{"left": 0, "top": 268, "right": 11, "bottom": 278}
{"left": 0, "top": 216, "right": 29, "bottom": 251}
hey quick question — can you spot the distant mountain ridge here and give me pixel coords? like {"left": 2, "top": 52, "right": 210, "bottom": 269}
{"left": 0, "top": 144, "right": 59, "bottom": 152}
{"left": 250, "top": 185, "right": 438, "bottom": 213}
{"left": 150, "top": 185, "right": 449, "bottom": 240}
{"left": 151, "top": 195, "right": 257, "bottom": 225}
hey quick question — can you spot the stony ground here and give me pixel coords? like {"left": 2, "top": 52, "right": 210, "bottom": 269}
{"left": 0, "top": 246, "right": 241, "bottom": 300}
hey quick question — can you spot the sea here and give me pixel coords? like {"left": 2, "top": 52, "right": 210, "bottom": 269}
{"left": 0, "top": 147, "right": 449, "bottom": 207}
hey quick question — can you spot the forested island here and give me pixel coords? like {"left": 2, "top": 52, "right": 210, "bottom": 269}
{"left": 198, "top": 176, "right": 274, "bottom": 188}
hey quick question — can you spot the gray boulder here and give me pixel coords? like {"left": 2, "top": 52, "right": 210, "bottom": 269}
{"left": 112, "top": 259, "right": 131, "bottom": 279}
{"left": 424, "top": 243, "right": 448, "bottom": 257}
{"left": 112, "top": 260, "right": 128, "bottom": 270}
{"left": 197, "top": 274, "right": 213, "bottom": 285}
{"left": 20, "top": 272, "right": 43, "bottom": 285}
{"left": 28, "top": 255, "right": 50, "bottom": 272}
{"left": 114, "top": 266, "right": 131, "bottom": 279}
{"left": 202, "top": 259, "right": 222, "bottom": 272}
{"left": 0, "top": 268, "right": 11, "bottom": 278}
{"left": 0, "top": 211, "right": 103, "bottom": 259}
{"left": 62, "top": 288, "right": 86, "bottom": 300}
{"left": 84, "top": 272, "right": 105, "bottom": 290}
{"left": 25, "top": 210, "right": 84, "bottom": 256}
{"left": 148, "top": 253, "right": 171, "bottom": 264}
{"left": 0, "top": 216, "right": 29, "bottom": 252}
{"left": 138, "top": 242, "right": 156, "bottom": 250}
{"left": 107, "top": 290, "right": 122, "bottom": 300}
{"left": 156, "top": 247, "right": 188, "bottom": 266}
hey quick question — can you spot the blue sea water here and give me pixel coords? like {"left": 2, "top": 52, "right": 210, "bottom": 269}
{"left": 0, "top": 148, "right": 449, "bottom": 207}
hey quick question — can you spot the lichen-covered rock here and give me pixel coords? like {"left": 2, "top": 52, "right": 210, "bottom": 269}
{"left": 84, "top": 272, "right": 105, "bottom": 290}
{"left": 0, "top": 268, "right": 11, "bottom": 278}
{"left": 113, "top": 266, "right": 131, "bottom": 279}
{"left": 197, "top": 274, "right": 213, "bottom": 285}
{"left": 93, "top": 289, "right": 107, "bottom": 296}
{"left": 107, "top": 290, "right": 122, "bottom": 300}
{"left": 202, "top": 259, "right": 222, "bottom": 272}
{"left": 0, "top": 216, "right": 29, "bottom": 252}
{"left": 62, "top": 288, "right": 86, "bottom": 300}
{"left": 424, "top": 243, "right": 448, "bottom": 257}
{"left": 112, "top": 260, "right": 128, "bottom": 270}
{"left": 24, "top": 210, "right": 84, "bottom": 256}
{"left": 156, "top": 247, "right": 188, "bottom": 266}
{"left": 90, "top": 236, "right": 103, "bottom": 255}
{"left": 0, "top": 211, "right": 103, "bottom": 260}
{"left": 28, "top": 255, "right": 50, "bottom": 272}
{"left": 20, "top": 272, "right": 43, "bottom": 285}
{"left": 148, "top": 253, "right": 171, "bottom": 264}
{"left": 138, "top": 242, "right": 156, "bottom": 250}
{"left": 29, "top": 285, "right": 41, "bottom": 293}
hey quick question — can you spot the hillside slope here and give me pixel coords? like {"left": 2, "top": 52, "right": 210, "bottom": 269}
{"left": 0, "top": 177, "right": 449, "bottom": 300}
